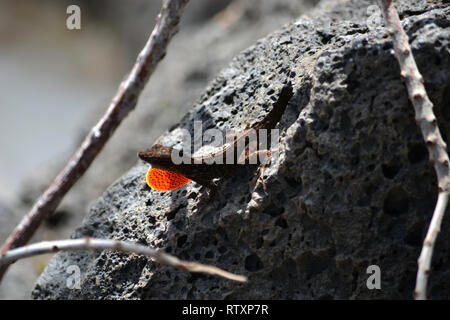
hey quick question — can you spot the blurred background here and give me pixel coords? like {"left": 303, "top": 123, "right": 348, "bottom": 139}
{"left": 0, "top": 0, "right": 318, "bottom": 299}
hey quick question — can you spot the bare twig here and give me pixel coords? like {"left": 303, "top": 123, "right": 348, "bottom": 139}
{"left": 379, "top": 0, "right": 450, "bottom": 299}
{"left": 0, "top": 238, "right": 247, "bottom": 283}
{"left": 415, "top": 192, "right": 449, "bottom": 298}
{"left": 0, "top": 0, "right": 189, "bottom": 282}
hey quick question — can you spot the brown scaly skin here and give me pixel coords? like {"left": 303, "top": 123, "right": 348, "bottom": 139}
{"left": 138, "top": 81, "right": 294, "bottom": 196}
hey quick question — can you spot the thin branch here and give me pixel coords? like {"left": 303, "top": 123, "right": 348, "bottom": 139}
{"left": 379, "top": 0, "right": 450, "bottom": 300}
{"left": 415, "top": 192, "right": 449, "bottom": 299}
{"left": 0, "top": 0, "right": 189, "bottom": 282}
{"left": 0, "top": 238, "right": 247, "bottom": 283}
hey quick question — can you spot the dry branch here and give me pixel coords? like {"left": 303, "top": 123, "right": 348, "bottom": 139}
{"left": 0, "top": 0, "right": 189, "bottom": 282}
{"left": 0, "top": 238, "right": 247, "bottom": 283}
{"left": 379, "top": 0, "right": 450, "bottom": 299}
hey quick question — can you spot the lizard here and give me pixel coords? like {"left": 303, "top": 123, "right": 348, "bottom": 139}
{"left": 138, "top": 80, "right": 294, "bottom": 197}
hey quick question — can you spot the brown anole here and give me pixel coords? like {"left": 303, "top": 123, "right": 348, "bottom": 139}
{"left": 138, "top": 81, "right": 294, "bottom": 196}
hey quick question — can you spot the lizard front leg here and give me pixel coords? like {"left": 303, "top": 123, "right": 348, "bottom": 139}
{"left": 194, "top": 178, "right": 219, "bottom": 205}
{"left": 254, "top": 149, "right": 272, "bottom": 195}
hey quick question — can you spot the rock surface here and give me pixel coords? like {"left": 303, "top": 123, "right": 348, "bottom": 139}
{"left": 32, "top": 0, "right": 450, "bottom": 299}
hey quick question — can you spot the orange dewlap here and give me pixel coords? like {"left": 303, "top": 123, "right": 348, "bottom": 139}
{"left": 146, "top": 167, "right": 192, "bottom": 191}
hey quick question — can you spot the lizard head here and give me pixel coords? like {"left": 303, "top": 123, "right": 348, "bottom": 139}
{"left": 138, "top": 144, "right": 176, "bottom": 169}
